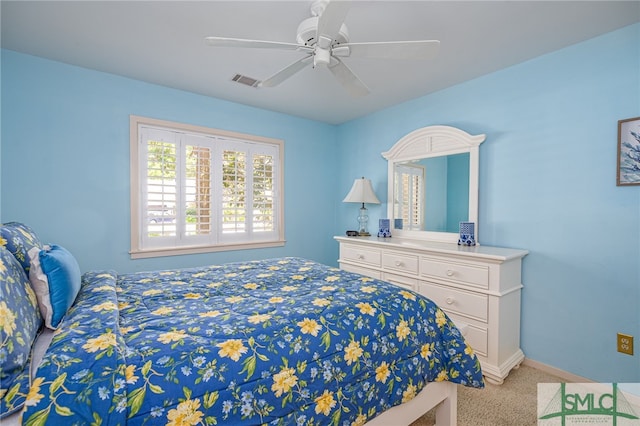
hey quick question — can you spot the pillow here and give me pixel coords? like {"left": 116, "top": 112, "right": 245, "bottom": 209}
{"left": 0, "top": 246, "right": 42, "bottom": 418}
{"left": 28, "top": 245, "right": 81, "bottom": 329}
{"left": 0, "top": 222, "right": 44, "bottom": 275}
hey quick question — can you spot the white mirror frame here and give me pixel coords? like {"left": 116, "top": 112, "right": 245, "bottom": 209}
{"left": 382, "top": 125, "right": 486, "bottom": 244}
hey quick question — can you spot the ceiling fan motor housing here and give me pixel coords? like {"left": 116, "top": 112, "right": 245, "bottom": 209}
{"left": 296, "top": 16, "right": 349, "bottom": 47}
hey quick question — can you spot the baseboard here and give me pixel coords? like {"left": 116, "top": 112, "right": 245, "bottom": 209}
{"left": 522, "top": 358, "right": 593, "bottom": 383}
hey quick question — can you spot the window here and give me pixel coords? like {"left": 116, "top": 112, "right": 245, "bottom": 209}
{"left": 130, "top": 116, "right": 284, "bottom": 258}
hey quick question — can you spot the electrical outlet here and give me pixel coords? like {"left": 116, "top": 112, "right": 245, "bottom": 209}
{"left": 617, "top": 333, "right": 634, "bottom": 356}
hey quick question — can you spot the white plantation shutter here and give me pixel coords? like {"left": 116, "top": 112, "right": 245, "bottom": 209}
{"left": 252, "top": 152, "right": 275, "bottom": 233}
{"left": 217, "top": 140, "right": 279, "bottom": 243}
{"left": 140, "top": 127, "right": 179, "bottom": 248}
{"left": 395, "top": 164, "right": 424, "bottom": 231}
{"left": 221, "top": 147, "right": 246, "bottom": 236}
{"left": 131, "top": 117, "right": 283, "bottom": 257}
{"left": 184, "top": 142, "right": 212, "bottom": 238}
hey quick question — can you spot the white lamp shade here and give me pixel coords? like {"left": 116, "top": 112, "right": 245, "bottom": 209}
{"left": 343, "top": 177, "right": 381, "bottom": 204}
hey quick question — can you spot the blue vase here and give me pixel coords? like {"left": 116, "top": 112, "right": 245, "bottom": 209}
{"left": 458, "top": 222, "right": 476, "bottom": 246}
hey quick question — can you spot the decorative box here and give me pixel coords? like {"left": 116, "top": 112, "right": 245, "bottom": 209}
{"left": 458, "top": 221, "right": 476, "bottom": 246}
{"left": 378, "top": 219, "right": 391, "bottom": 238}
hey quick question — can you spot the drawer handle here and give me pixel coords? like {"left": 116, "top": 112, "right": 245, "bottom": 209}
{"left": 357, "top": 254, "right": 365, "bottom": 260}
{"left": 445, "top": 296, "right": 455, "bottom": 305}
{"left": 446, "top": 269, "right": 455, "bottom": 277}
{"left": 395, "top": 260, "right": 404, "bottom": 267}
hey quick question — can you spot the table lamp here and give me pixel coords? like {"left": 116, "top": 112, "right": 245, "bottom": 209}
{"left": 342, "top": 177, "right": 380, "bottom": 236}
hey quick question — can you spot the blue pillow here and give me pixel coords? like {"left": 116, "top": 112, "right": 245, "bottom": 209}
{"left": 0, "top": 222, "right": 44, "bottom": 275}
{"left": 0, "top": 246, "right": 42, "bottom": 418}
{"left": 28, "top": 245, "right": 81, "bottom": 329}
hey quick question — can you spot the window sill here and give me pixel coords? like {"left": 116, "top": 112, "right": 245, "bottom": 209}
{"left": 130, "top": 240, "right": 286, "bottom": 259}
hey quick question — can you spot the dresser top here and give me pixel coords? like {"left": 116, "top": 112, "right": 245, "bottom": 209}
{"left": 334, "top": 236, "right": 528, "bottom": 262}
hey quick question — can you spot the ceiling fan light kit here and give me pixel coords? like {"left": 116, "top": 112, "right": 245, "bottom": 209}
{"left": 205, "top": 0, "right": 440, "bottom": 97}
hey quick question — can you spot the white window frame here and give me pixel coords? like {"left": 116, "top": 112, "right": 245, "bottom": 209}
{"left": 130, "top": 115, "right": 285, "bottom": 259}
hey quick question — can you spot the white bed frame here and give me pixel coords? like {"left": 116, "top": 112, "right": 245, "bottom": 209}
{"left": 366, "top": 381, "right": 457, "bottom": 426}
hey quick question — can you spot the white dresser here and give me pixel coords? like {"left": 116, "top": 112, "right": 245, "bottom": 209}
{"left": 335, "top": 235, "right": 528, "bottom": 384}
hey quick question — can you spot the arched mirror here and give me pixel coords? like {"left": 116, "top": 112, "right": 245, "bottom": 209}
{"left": 382, "top": 126, "right": 485, "bottom": 244}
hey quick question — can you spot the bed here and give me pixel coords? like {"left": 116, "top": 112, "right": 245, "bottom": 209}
{"left": 1, "top": 223, "right": 483, "bottom": 425}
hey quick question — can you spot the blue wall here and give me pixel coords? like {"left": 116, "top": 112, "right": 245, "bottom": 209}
{"left": 1, "top": 23, "right": 639, "bottom": 382}
{"left": 0, "top": 49, "right": 340, "bottom": 272}
{"left": 336, "top": 24, "right": 640, "bottom": 382}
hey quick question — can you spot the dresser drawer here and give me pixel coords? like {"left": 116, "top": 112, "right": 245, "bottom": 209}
{"left": 341, "top": 263, "right": 381, "bottom": 280}
{"left": 341, "top": 244, "right": 381, "bottom": 267}
{"left": 382, "top": 272, "right": 417, "bottom": 290}
{"left": 420, "top": 256, "right": 489, "bottom": 289}
{"left": 418, "top": 281, "right": 488, "bottom": 322}
{"left": 447, "top": 314, "right": 488, "bottom": 356}
{"left": 382, "top": 251, "right": 418, "bottom": 275}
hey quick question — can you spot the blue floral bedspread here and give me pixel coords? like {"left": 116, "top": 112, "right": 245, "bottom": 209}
{"left": 21, "top": 257, "right": 483, "bottom": 425}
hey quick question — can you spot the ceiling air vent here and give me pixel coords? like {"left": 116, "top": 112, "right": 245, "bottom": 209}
{"left": 231, "top": 74, "right": 260, "bottom": 88}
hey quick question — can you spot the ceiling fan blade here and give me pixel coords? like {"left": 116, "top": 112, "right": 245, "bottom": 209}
{"left": 328, "top": 59, "right": 369, "bottom": 97}
{"left": 316, "top": 0, "right": 350, "bottom": 49}
{"left": 205, "top": 36, "right": 308, "bottom": 52}
{"left": 337, "top": 40, "right": 440, "bottom": 60}
{"left": 260, "top": 55, "right": 313, "bottom": 87}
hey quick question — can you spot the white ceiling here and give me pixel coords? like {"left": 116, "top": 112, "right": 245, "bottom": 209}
{"left": 2, "top": 1, "right": 639, "bottom": 124}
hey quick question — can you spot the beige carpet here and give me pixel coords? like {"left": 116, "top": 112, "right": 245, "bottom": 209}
{"left": 411, "top": 364, "right": 565, "bottom": 426}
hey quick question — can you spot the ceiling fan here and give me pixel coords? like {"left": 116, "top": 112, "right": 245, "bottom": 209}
{"left": 204, "top": 0, "right": 440, "bottom": 97}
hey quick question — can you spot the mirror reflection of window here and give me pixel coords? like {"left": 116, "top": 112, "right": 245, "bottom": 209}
{"left": 394, "top": 164, "right": 425, "bottom": 231}
{"left": 393, "top": 153, "right": 470, "bottom": 234}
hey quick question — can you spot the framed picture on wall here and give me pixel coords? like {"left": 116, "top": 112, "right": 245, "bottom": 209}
{"left": 617, "top": 116, "right": 640, "bottom": 186}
